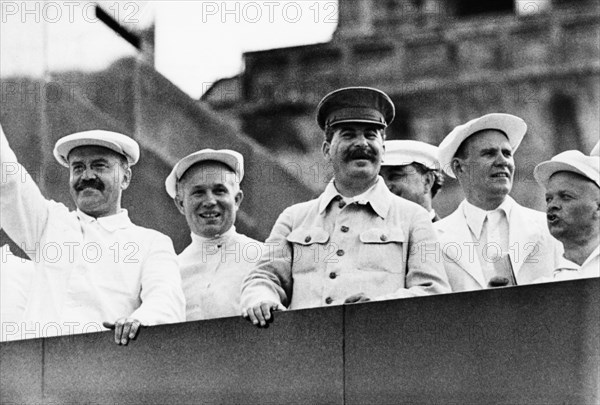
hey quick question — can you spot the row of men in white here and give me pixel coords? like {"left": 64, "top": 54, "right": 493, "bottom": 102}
{"left": 1, "top": 87, "right": 598, "bottom": 339}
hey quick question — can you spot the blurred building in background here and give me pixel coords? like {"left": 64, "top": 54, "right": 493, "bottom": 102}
{"left": 0, "top": 1, "right": 314, "bottom": 254}
{"left": 204, "top": 0, "right": 600, "bottom": 217}
{"left": 1, "top": 0, "right": 598, "bottom": 254}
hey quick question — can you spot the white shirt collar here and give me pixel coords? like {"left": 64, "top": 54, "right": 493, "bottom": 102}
{"left": 462, "top": 196, "right": 515, "bottom": 239}
{"left": 429, "top": 209, "right": 437, "bottom": 221}
{"left": 76, "top": 209, "right": 132, "bottom": 232}
{"left": 190, "top": 225, "right": 236, "bottom": 246}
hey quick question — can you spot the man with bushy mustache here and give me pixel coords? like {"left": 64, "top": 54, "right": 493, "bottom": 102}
{"left": 241, "top": 87, "right": 450, "bottom": 327}
{"left": 0, "top": 126, "right": 185, "bottom": 344}
{"left": 435, "top": 114, "right": 562, "bottom": 291}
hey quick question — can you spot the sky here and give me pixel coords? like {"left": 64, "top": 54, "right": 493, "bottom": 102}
{"left": 0, "top": 1, "right": 338, "bottom": 98}
{"left": 155, "top": 1, "right": 338, "bottom": 97}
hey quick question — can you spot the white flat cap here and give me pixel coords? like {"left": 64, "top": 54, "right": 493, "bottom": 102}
{"left": 53, "top": 130, "right": 140, "bottom": 167}
{"left": 438, "top": 113, "right": 527, "bottom": 178}
{"left": 591, "top": 141, "right": 599, "bottom": 157}
{"left": 534, "top": 150, "right": 600, "bottom": 188}
{"left": 165, "top": 149, "right": 244, "bottom": 198}
{"left": 381, "top": 140, "right": 440, "bottom": 170}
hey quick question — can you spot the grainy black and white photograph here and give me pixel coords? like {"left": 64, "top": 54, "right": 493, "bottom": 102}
{"left": 0, "top": 0, "right": 598, "bottom": 403}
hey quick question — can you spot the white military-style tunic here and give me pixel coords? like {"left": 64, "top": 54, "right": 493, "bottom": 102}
{"left": 241, "top": 177, "right": 451, "bottom": 310}
{"left": 179, "top": 227, "right": 262, "bottom": 321}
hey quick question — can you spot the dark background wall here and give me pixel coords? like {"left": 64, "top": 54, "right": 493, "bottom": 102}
{"left": 1, "top": 279, "right": 598, "bottom": 404}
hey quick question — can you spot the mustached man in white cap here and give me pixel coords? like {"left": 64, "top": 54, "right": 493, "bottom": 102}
{"left": 534, "top": 149, "right": 599, "bottom": 280}
{"left": 380, "top": 140, "right": 444, "bottom": 222}
{"left": 435, "top": 114, "right": 562, "bottom": 291}
{"left": 0, "top": 126, "right": 185, "bottom": 344}
{"left": 165, "top": 149, "right": 262, "bottom": 321}
{"left": 241, "top": 87, "right": 450, "bottom": 327}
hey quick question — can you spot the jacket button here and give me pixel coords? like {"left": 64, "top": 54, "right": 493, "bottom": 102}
{"left": 329, "top": 272, "right": 337, "bottom": 279}
{"left": 305, "top": 236, "right": 311, "bottom": 243}
{"left": 336, "top": 249, "right": 345, "bottom": 256}
{"left": 340, "top": 226, "right": 349, "bottom": 233}
{"left": 325, "top": 297, "right": 333, "bottom": 304}
{"left": 380, "top": 234, "right": 388, "bottom": 242}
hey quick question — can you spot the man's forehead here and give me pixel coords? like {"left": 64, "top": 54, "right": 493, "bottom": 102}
{"left": 67, "top": 145, "right": 123, "bottom": 162}
{"left": 548, "top": 171, "right": 599, "bottom": 191}
{"left": 180, "top": 161, "right": 239, "bottom": 185}
{"left": 466, "top": 129, "right": 511, "bottom": 148}
{"left": 333, "top": 122, "right": 383, "bottom": 131}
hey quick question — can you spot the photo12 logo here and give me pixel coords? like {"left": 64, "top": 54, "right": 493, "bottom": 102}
{"left": 1, "top": 1, "right": 141, "bottom": 24}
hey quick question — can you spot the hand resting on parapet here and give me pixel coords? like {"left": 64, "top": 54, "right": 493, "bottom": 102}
{"left": 102, "top": 318, "right": 142, "bottom": 346}
{"left": 242, "top": 301, "right": 284, "bottom": 327}
{"left": 344, "top": 293, "right": 371, "bottom": 304}
{"left": 487, "top": 277, "right": 511, "bottom": 288}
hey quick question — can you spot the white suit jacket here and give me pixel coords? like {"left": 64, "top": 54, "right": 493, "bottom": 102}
{"left": 435, "top": 198, "right": 563, "bottom": 292}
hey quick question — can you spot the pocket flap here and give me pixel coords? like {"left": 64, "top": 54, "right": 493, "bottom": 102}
{"left": 287, "top": 227, "right": 330, "bottom": 245}
{"left": 359, "top": 228, "right": 405, "bottom": 244}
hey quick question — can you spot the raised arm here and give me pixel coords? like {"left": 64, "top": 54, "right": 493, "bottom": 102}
{"left": 0, "top": 125, "right": 53, "bottom": 261}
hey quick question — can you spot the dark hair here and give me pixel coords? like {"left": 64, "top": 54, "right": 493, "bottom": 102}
{"left": 324, "top": 124, "right": 386, "bottom": 143}
{"left": 412, "top": 162, "right": 444, "bottom": 198}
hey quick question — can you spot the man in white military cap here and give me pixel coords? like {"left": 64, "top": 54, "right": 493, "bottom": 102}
{"left": 534, "top": 150, "right": 599, "bottom": 280}
{"left": 166, "top": 149, "right": 262, "bottom": 321}
{"left": 380, "top": 140, "right": 444, "bottom": 222}
{"left": 435, "top": 113, "right": 562, "bottom": 291}
{"left": 0, "top": 126, "right": 185, "bottom": 344}
{"left": 241, "top": 87, "right": 450, "bottom": 327}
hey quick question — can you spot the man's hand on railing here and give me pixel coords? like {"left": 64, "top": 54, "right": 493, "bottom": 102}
{"left": 344, "top": 293, "right": 371, "bottom": 304}
{"left": 488, "top": 277, "right": 510, "bottom": 288}
{"left": 242, "top": 301, "right": 281, "bottom": 327}
{"left": 102, "top": 318, "right": 142, "bottom": 345}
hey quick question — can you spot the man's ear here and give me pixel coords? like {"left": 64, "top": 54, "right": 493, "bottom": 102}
{"left": 121, "top": 167, "right": 132, "bottom": 191}
{"left": 423, "top": 171, "right": 434, "bottom": 194}
{"left": 451, "top": 158, "right": 463, "bottom": 178}
{"left": 322, "top": 141, "right": 331, "bottom": 160}
{"left": 234, "top": 189, "right": 244, "bottom": 209}
{"left": 174, "top": 195, "right": 186, "bottom": 216}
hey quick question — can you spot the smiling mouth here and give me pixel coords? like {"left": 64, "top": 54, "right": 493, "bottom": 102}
{"left": 200, "top": 212, "right": 221, "bottom": 219}
{"left": 491, "top": 173, "right": 510, "bottom": 179}
{"left": 547, "top": 214, "right": 559, "bottom": 223}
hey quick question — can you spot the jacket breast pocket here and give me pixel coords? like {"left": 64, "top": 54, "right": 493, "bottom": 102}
{"left": 286, "top": 227, "right": 330, "bottom": 274}
{"left": 357, "top": 228, "right": 406, "bottom": 273}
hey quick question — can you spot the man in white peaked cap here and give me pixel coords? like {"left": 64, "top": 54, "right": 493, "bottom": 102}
{"left": 534, "top": 150, "right": 599, "bottom": 280}
{"left": 434, "top": 113, "right": 562, "bottom": 291}
{"left": 380, "top": 140, "right": 444, "bottom": 222}
{"left": 241, "top": 87, "right": 450, "bottom": 327}
{"left": 0, "top": 126, "right": 185, "bottom": 344}
{"left": 166, "top": 149, "right": 262, "bottom": 321}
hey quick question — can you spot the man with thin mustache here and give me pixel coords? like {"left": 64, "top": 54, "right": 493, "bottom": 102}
{"left": 534, "top": 149, "right": 599, "bottom": 280}
{"left": 241, "top": 87, "right": 450, "bottom": 327}
{"left": 434, "top": 114, "right": 563, "bottom": 291}
{"left": 0, "top": 126, "right": 185, "bottom": 344}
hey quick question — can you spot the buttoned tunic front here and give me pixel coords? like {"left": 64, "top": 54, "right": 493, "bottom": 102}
{"left": 241, "top": 178, "right": 450, "bottom": 310}
{"left": 1, "top": 132, "right": 185, "bottom": 338}
{"left": 179, "top": 227, "right": 262, "bottom": 320}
